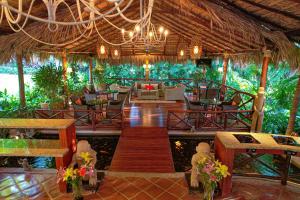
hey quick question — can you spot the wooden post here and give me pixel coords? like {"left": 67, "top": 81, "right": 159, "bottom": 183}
{"left": 221, "top": 53, "right": 229, "bottom": 86}
{"left": 16, "top": 53, "right": 26, "bottom": 108}
{"left": 89, "top": 57, "right": 93, "bottom": 85}
{"left": 220, "top": 53, "right": 229, "bottom": 101}
{"left": 62, "top": 50, "right": 68, "bottom": 105}
{"left": 145, "top": 56, "right": 150, "bottom": 81}
{"left": 286, "top": 75, "right": 300, "bottom": 135}
{"left": 251, "top": 87, "right": 265, "bottom": 132}
{"left": 260, "top": 50, "right": 271, "bottom": 88}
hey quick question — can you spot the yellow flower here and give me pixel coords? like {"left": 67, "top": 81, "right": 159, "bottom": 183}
{"left": 216, "top": 164, "right": 230, "bottom": 178}
{"left": 215, "top": 160, "right": 222, "bottom": 167}
{"left": 80, "top": 152, "right": 92, "bottom": 164}
{"left": 63, "top": 167, "right": 73, "bottom": 181}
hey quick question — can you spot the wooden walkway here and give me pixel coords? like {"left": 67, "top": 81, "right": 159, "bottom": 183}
{"left": 110, "top": 127, "right": 175, "bottom": 173}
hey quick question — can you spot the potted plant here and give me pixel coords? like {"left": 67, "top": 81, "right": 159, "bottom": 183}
{"left": 32, "top": 63, "right": 64, "bottom": 109}
{"left": 93, "top": 63, "right": 107, "bottom": 91}
{"left": 197, "top": 157, "right": 230, "bottom": 200}
{"left": 57, "top": 152, "right": 94, "bottom": 200}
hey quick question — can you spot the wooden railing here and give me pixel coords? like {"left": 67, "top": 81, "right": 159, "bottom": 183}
{"left": 167, "top": 109, "right": 253, "bottom": 131}
{"left": 35, "top": 109, "right": 124, "bottom": 130}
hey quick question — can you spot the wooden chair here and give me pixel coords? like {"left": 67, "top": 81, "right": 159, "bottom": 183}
{"left": 206, "top": 88, "right": 220, "bottom": 100}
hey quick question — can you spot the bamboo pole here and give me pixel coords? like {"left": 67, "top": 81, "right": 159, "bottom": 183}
{"left": 220, "top": 53, "right": 229, "bottom": 101}
{"left": 16, "top": 53, "right": 26, "bottom": 108}
{"left": 251, "top": 87, "right": 265, "bottom": 132}
{"left": 62, "top": 50, "right": 68, "bottom": 106}
{"left": 145, "top": 56, "right": 150, "bottom": 81}
{"left": 89, "top": 56, "right": 93, "bottom": 85}
{"left": 260, "top": 50, "right": 271, "bottom": 88}
{"left": 286, "top": 75, "right": 300, "bottom": 135}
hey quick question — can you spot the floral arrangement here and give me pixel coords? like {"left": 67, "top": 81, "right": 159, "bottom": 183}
{"left": 57, "top": 152, "right": 94, "bottom": 200}
{"left": 197, "top": 156, "right": 230, "bottom": 200}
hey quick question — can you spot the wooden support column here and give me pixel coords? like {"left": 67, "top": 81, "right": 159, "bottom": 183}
{"left": 220, "top": 53, "right": 229, "bottom": 101}
{"left": 260, "top": 50, "right": 271, "bottom": 88}
{"left": 145, "top": 56, "right": 150, "bottom": 81}
{"left": 251, "top": 87, "right": 265, "bottom": 132}
{"left": 221, "top": 53, "right": 229, "bottom": 86}
{"left": 89, "top": 57, "right": 93, "bottom": 85}
{"left": 62, "top": 50, "right": 68, "bottom": 105}
{"left": 286, "top": 74, "right": 300, "bottom": 135}
{"left": 16, "top": 53, "right": 26, "bottom": 108}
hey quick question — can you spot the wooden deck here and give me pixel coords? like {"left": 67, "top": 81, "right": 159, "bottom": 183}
{"left": 110, "top": 127, "right": 175, "bottom": 173}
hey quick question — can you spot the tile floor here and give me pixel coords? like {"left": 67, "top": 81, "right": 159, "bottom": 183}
{"left": 0, "top": 172, "right": 300, "bottom": 200}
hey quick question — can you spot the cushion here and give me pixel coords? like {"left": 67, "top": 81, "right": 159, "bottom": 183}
{"left": 141, "top": 83, "right": 148, "bottom": 90}
{"left": 75, "top": 98, "right": 82, "bottom": 105}
{"left": 151, "top": 84, "right": 158, "bottom": 90}
{"left": 145, "top": 85, "right": 154, "bottom": 90}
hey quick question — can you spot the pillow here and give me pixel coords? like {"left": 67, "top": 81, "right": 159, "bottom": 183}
{"left": 145, "top": 85, "right": 154, "bottom": 90}
{"left": 75, "top": 98, "right": 82, "bottom": 105}
{"left": 151, "top": 84, "right": 158, "bottom": 90}
{"left": 141, "top": 83, "right": 148, "bottom": 90}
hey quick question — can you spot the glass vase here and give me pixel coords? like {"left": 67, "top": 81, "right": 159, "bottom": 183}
{"left": 203, "top": 183, "right": 215, "bottom": 200}
{"left": 72, "top": 180, "right": 83, "bottom": 200}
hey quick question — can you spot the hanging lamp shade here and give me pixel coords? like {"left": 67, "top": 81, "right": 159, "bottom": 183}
{"left": 96, "top": 43, "right": 108, "bottom": 59}
{"left": 190, "top": 44, "right": 202, "bottom": 60}
{"left": 111, "top": 48, "right": 121, "bottom": 60}
{"left": 177, "top": 43, "right": 187, "bottom": 60}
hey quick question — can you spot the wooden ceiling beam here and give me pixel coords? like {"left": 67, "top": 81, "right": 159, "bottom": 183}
{"left": 153, "top": 12, "right": 249, "bottom": 52}
{"left": 158, "top": 0, "right": 262, "bottom": 49}
{"left": 152, "top": 15, "right": 226, "bottom": 52}
{"left": 216, "top": 0, "right": 287, "bottom": 31}
{"left": 241, "top": 0, "right": 300, "bottom": 21}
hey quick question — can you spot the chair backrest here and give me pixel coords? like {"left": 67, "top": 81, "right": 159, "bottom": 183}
{"left": 184, "top": 95, "right": 191, "bottom": 110}
{"left": 206, "top": 88, "right": 220, "bottom": 99}
{"left": 232, "top": 93, "right": 242, "bottom": 105}
{"left": 84, "top": 93, "right": 97, "bottom": 104}
{"left": 109, "top": 83, "right": 120, "bottom": 91}
{"left": 199, "top": 88, "right": 207, "bottom": 99}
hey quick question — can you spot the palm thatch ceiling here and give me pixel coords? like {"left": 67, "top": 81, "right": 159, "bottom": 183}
{"left": 0, "top": 0, "right": 299, "bottom": 66}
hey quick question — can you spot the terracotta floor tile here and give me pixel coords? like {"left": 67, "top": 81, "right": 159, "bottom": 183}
{"left": 167, "top": 182, "right": 188, "bottom": 197}
{"left": 119, "top": 184, "right": 140, "bottom": 198}
{"left": 105, "top": 192, "right": 128, "bottom": 200}
{"left": 157, "top": 191, "right": 179, "bottom": 200}
{"left": 134, "top": 178, "right": 152, "bottom": 190}
{"left": 132, "top": 191, "right": 153, "bottom": 200}
{"left": 145, "top": 184, "right": 164, "bottom": 198}
{"left": 155, "top": 178, "right": 174, "bottom": 189}
{"left": 98, "top": 185, "right": 116, "bottom": 198}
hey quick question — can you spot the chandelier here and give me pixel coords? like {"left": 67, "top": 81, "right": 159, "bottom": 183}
{"left": 0, "top": 0, "right": 157, "bottom": 47}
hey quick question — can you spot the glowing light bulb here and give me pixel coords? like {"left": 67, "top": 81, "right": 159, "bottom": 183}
{"left": 114, "top": 49, "right": 119, "bottom": 56}
{"left": 149, "top": 31, "right": 153, "bottom": 37}
{"left": 129, "top": 31, "right": 134, "bottom": 38}
{"left": 100, "top": 45, "right": 105, "bottom": 54}
{"left": 159, "top": 26, "right": 164, "bottom": 33}
{"left": 193, "top": 46, "right": 199, "bottom": 55}
{"left": 121, "top": 28, "right": 125, "bottom": 34}
{"left": 164, "top": 30, "right": 169, "bottom": 36}
{"left": 135, "top": 25, "right": 140, "bottom": 32}
{"left": 180, "top": 50, "right": 184, "bottom": 56}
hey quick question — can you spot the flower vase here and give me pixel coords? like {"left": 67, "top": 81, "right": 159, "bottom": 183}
{"left": 203, "top": 184, "right": 215, "bottom": 200}
{"left": 72, "top": 181, "right": 84, "bottom": 200}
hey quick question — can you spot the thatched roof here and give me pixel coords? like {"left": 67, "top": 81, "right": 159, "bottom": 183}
{"left": 0, "top": 0, "right": 299, "bottom": 67}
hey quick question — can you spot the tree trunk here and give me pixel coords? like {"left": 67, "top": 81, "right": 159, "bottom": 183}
{"left": 286, "top": 75, "right": 300, "bottom": 135}
{"left": 17, "top": 54, "right": 26, "bottom": 108}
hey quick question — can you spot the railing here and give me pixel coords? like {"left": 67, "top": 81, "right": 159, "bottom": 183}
{"left": 167, "top": 109, "right": 253, "bottom": 131}
{"left": 35, "top": 109, "right": 124, "bottom": 130}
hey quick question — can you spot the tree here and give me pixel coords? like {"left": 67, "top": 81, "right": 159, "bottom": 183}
{"left": 286, "top": 75, "right": 300, "bottom": 135}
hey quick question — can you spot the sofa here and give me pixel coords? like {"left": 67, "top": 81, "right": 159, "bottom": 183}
{"left": 164, "top": 84, "right": 186, "bottom": 101}
{"left": 135, "top": 81, "right": 164, "bottom": 100}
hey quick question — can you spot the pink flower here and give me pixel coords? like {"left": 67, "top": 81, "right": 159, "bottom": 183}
{"left": 202, "top": 162, "right": 215, "bottom": 174}
{"left": 210, "top": 175, "right": 217, "bottom": 181}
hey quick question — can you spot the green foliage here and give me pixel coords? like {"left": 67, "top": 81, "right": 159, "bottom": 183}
{"left": 32, "top": 63, "right": 63, "bottom": 101}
